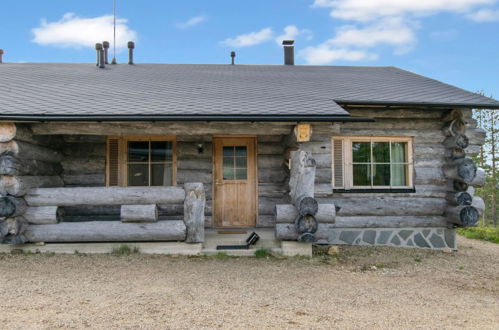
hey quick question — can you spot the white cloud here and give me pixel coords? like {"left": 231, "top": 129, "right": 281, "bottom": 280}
{"left": 300, "top": 46, "right": 377, "bottom": 65}
{"left": 221, "top": 28, "right": 274, "bottom": 48}
{"left": 468, "top": 8, "right": 499, "bottom": 21}
{"left": 313, "top": 0, "right": 496, "bottom": 21}
{"left": 175, "top": 15, "right": 207, "bottom": 29}
{"left": 32, "top": 13, "right": 137, "bottom": 49}
{"left": 275, "top": 25, "right": 313, "bottom": 45}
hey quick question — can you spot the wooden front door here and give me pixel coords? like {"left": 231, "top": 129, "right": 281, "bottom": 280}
{"left": 213, "top": 137, "right": 257, "bottom": 228}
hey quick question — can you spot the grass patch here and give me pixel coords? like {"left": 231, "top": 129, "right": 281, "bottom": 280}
{"left": 414, "top": 258, "right": 422, "bottom": 262}
{"left": 457, "top": 226, "right": 499, "bottom": 244}
{"left": 112, "top": 244, "right": 140, "bottom": 256}
{"left": 255, "top": 248, "right": 271, "bottom": 259}
{"left": 212, "top": 252, "right": 232, "bottom": 259}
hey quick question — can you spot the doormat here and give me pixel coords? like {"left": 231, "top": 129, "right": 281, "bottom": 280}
{"left": 217, "top": 230, "right": 247, "bottom": 235}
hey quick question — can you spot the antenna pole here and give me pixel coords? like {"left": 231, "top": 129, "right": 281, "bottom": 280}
{"left": 111, "top": 0, "right": 117, "bottom": 64}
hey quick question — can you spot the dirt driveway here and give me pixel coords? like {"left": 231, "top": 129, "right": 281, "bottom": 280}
{"left": 0, "top": 236, "right": 497, "bottom": 329}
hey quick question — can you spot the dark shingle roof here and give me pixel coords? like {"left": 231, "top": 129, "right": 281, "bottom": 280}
{"left": 0, "top": 63, "right": 497, "bottom": 120}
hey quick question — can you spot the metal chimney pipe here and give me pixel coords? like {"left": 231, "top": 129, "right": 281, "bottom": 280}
{"left": 102, "top": 41, "right": 110, "bottom": 64}
{"left": 0, "top": 49, "right": 3, "bottom": 64}
{"left": 128, "top": 41, "right": 135, "bottom": 65}
{"left": 95, "top": 43, "right": 103, "bottom": 67}
{"left": 230, "top": 51, "right": 236, "bottom": 65}
{"left": 282, "top": 40, "right": 295, "bottom": 66}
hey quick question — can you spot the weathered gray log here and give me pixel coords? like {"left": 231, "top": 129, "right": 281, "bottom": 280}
{"left": 442, "top": 118, "right": 466, "bottom": 137}
{"left": 445, "top": 191, "right": 473, "bottom": 206}
{"left": 289, "top": 150, "right": 316, "bottom": 202}
{"left": 443, "top": 134, "right": 469, "bottom": 149}
{"left": 275, "top": 204, "right": 336, "bottom": 223}
{"left": 0, "top": 196, "right": 27, "bottom": 217}
{"left": 24, "top": 220, "right": 187, "bottom": 243}
{"left": 446, "top": 148, "right": 466, "bottom": 160}
{"left": 25, "top": 187, "right": 186, "bottom": 206}
{"left": 0, "top": 122, "right": 16, "bottom": 142}
{"left": 295, "top": 196, "right": 319, "bottom": 216}
{"left": 443, "top": 157, "right": 477, "bottom": 184}
{"left": 445, "top": 205, "right": 479, "bottom": 227}
{"left": 471, "top": 197, "right": 485, "bottom": 217}
{"left": 333, "top": 197, "right": 447, "bottom": 216}
{"left": 448, "top": 180, "right": 469, "bottom": 192}
{"left": 334, "top": 216, "right": 447, "bottom": 228}
{"left": 0, "top": 217, "right": 28, "bottom": 237}
{"left": 183, "top": 183, "right": 205, "bottom": 243}
{"left": 347, "top": 108, "right": 445, "bottom": 119}
{"left": 0, "top": 155, "right": 62, "bottom": 176}
{"left": 24, "top": 206, "right": 62, "bottom": 224}
{"left": 31, "top": 122, "right": 295, "bottom": 136}
{"left": 276, "top": 223, "right": 335, "bottom": 242}
{"left": 120, "top": 204, "right": 158, "bottom": 223}
{"left": 0, "top": 175, "right": 63, "bottom": 196}
{"left": 470, "top": 167, "right": 486, "bottom": 187}
{"left": 0, "top": 140, "right": 63, "bottom": 163}
{"left": 295, "top": 214, "right": 318, "bottom": 235}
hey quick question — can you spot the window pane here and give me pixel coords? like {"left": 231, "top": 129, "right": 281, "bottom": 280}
{"left": 373, "top": 164, "right": 391, "bottom": 186}
{"left": 353, "top": 164, "right": 371, "bottom": 186}
{"left": 223, "top": 168, "right": 235, "bottom": 180}
{"left": 128, "top": 164, "right": 149, "bottom": 186}
{"left": 235, "top": 146, "right": 247, "bottom": 157}
{"left": 151, "top": 164, "right": 172, "bottom": 186}
{"left": 151, "top": 141, "right": 172, "bottom": 162}
{"left": 236, "top": 169, "right": 247, "bottom": 180}
{"left": 391, "top": 164, "right": 407, "bottom": 186}
{"left": 373, "top": 142, "right": 390, "bottom": 163}
{"left": 391, "top": 142, "right": 407, "bottom": 163}
{"left": 352, "top": 142, "right": 371, "bottom": 163}
{"left": 235, "top": 157, "right": 247, "bottom": 168}
{"left": 128, "top": 141, "right": 149, "bottom": 162}
{"left": 223, "top": 157, "right": 234, "bottom": 169}
{"left": 223, "top": 146, "right": 234, "bottom": 157}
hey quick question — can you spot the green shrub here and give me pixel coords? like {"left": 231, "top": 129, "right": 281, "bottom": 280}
{"left": 255, "top": 248, "right": 271, "bottom": 259}
{"left": 457, "top": 227, "right": 499, "bottom": 244}
{"left": 112, "top": 244, "right": 140, "bottom": 256}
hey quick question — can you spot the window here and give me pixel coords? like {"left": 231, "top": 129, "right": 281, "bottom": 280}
{"left": 332, "top": 137, "right": 413, "bottom": 190}
{"left": 222, "top": 146, "right": 248, "bottom": 180}
{"left": 106, "top": 136, "right": 176, "bottom": 187}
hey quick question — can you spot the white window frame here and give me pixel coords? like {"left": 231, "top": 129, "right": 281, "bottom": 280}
{"left": 332, "top": 136, "right": 414, "bottom": 190}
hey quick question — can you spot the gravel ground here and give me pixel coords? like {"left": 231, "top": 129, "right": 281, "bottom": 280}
{"left": 0, "top": 236, "right": 497, "bottom": 330}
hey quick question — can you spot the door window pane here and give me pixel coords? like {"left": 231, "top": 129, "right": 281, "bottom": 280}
{"left": 353, "top": 164, "right": 371, "bottom": 186}
{"left": 128, "top": 164, "right": 149, "bottom": 186}
{"left": 352, "top": 142, "right": 371, "bottom": 163}
{"left": 373, "top": 142, "right": 390, "bottom": 163}
{"left": 235, "top": 146, "right": 247, "bottom": 157}
{"left": 151, "top": 164, "right": 172, "bottom": 186}
{"left": 223, "top": 168, "right": 235, "bottom": 180}
{"left": 373, "top": 164, "right": 391, "bottom": 186}
{"left": 236, "top": 169, "right": 247, "bottom": 180}
{"left": 235, "top": 157, "right": 247, "bottom": 168}
{"left": 128, "top": 142, "right": 149, "bottom": 162}
{"left": 223, "top": 146, "right": 234, "bottom": 157}
{"left": 223, "top": 157, "right": 234, "bottom": 168}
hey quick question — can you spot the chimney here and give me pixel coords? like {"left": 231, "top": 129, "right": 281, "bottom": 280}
{"left": 102, "top": 41, "right": 110, "bottom": 64}
{"left": 0, "top": 49, "right": 3, "bottom": 64}
{"left": 282, "top": 40, "right": 294, "bottom": 66}
{"left": 128, "top": 41, "right": 135, "bottom": 65}
{"left": 95, "top": 43, "right": 104, "bottom": 68}
{"left": 230, "top": 51, "right": 236, "bottom": 65}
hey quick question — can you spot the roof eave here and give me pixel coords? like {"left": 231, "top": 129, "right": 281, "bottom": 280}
{"left": 336, "top": 100, "right": 499, "bottom": 110}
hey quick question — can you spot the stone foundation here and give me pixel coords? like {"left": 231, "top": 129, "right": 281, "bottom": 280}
{"left": 318, "top": 228, "right": 456, "bottom": 250}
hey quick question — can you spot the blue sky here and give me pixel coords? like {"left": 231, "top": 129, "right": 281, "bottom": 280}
{"left": 1, "top": 0, "right": 498, "bottom": 98}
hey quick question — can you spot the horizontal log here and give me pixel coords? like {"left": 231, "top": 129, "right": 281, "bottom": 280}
{"left": 24, "top": 220, "right": 187, "bottom": 243}
{"left": 346, "top": 108, "right": 445, "bottom": 119}
{"left": 258, "top": 184, "right": 287, "bottom": 198}
{"left": 275, "top": 204, "right": 336, "bottom": 223}
{"left": 177, "top": 170, "right": 212, "bottom": 184}
{"left": 257, "top": 143, "right": 284, "bottom": 155}
{"left": 338, "top": 129, "right": 445, "bottom": 144}
{"left": 0, "top": 196, "right": 27, "bottom": 217}
{"left": 445, "top": 205, "right": 479, "bottom": 227}
{"left": 0, "top": 122, "right": 16, "bottom": 142}
{"left": 258, "top": 155, "right": 284, "bottom": 169}
{"left": 177, "top": 158, "right": 212, "bottom": 171}
{"left": 0, "top": 175, "right": 64, "bottom": 196}
{"left": 445, "top": 191, "right": 472, "bottom": 206}
{"left": 259, "top": 197, "right": 287, "bottom": 215}
{"left": 342, "top": 118, "right": 443, "bottom": 130}
{"left": 443, "top": 134, "right": 469, "bottom": 149}
{"left": 275, "top": 223, "right": 334, "bottom": 241}
{"left": 442, "top": 119, "right": 466, "bottom": 137}
{"left": 470, "top": 167, "right": 486, "bottom": 187}
{"left": 61, "top": 158, "right": 105, "bottom": 174}
{"left": 259, "top": 168, "right": 287, "bottom": 184}
{"left": 472, "top": 197, "right": 485, "bottom": 217}
{"left": 177, "top": 142, "right": 213, "bottom": 158}
{"left": 62, "top": 174, "right": 105, "bottom": 187}
{"left": 310, "top": 123, "right": 341, "bottom": 135}
{"left": 334, "top": 216, "right": 447, "bottom": 228}
{"left": 31, "top": 122, "right": 295, "bottom": 136}
{"left": 63, "top": 143, "right": 105, "bottom": 157}
{"left": 25, "top": 187, "right": 186, "bottom": 206}
{"left": 296, "top": 141, "right": 331, "bottom": 154}
{"left": 414, "top": 167, "right": 446, "bottom": 185}
{"left": 257, "top": 215, "right": 275, "bottom": 227}
{"left": 63, "top": 135, "right": 107, "bottom": 143}
{"left": 24, "top": 206, "right": 62, "bottom": 224}
{"left": 257, "top": 135, "right": 284, "bottom": 143}
{"left": 331, "top": 185, "right": 448, "bottom": 198}
{"left": 0, "top": 140, "right": 63, "bottom": 163}
{"left": 0, "top": 217, "right": 28, "bottom": 237}
{"left": 0, "top": 155, "right": 62, "bottom": 176}
{"left": 443, "top": 157, "right": 477, "bottom": 184}
{"left": 333, "top": 197, "right": 446, "bottom": 216}
{"left": 121, "top": 204, "right": 158, "bottom": 223}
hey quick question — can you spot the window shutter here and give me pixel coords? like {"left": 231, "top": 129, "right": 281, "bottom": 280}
{"left": 332, "top": 138, "right": 344, "bottom": 189}
{"left": 107, "top": 137, "right": 121, "bottom": 186}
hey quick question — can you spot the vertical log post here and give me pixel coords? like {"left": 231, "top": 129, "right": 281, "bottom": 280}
{"left": 184, "top": 183, "right": 205, "bottom": 243}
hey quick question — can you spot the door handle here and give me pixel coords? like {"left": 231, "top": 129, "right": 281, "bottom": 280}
{"left": 215, "top": 180, "right": 223, "bottom": 185}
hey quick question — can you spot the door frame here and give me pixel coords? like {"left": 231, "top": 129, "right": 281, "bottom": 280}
{"left": 212, "top": 135, "right": 258, "bottom": 228}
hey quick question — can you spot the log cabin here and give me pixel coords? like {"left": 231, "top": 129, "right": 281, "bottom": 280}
{"left": 0, "top": 41, "right": 498, "bottom": 253}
